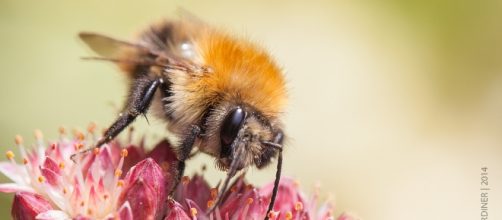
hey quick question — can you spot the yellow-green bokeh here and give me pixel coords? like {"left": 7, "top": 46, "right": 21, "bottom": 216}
{"left": 1, "top": 0, "right": 501, "bottom": 219}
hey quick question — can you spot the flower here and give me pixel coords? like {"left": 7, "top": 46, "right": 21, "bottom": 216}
{"left": 0, "top": 126, "right": 357, "bottom": 220}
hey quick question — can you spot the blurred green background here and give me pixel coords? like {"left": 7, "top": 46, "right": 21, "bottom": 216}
{"left": 1, "top": 0, "right": 501, "bottom": 219}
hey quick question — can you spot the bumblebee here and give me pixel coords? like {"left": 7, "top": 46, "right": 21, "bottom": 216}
{"left": 78, "top": 17, "right": 287, "bottom": 218}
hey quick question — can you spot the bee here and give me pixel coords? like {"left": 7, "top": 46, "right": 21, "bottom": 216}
{"left": 78, "top": 16, "right": 287, "bottom": 218}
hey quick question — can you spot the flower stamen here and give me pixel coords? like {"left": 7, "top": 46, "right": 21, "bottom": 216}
{"left": 285, "top": 211, "right": 293, "bottom": 220}
{"left": 14, "top": 135, "right": 23, "bottom": 145}
{"left": 160, "top": 162, "right": 170, "bottom": 171}
{"left": 74, "top": 143, "right": 84, "bottom": 150}
{"left": 210, "top": 188, "right": 218, "bottom": 199}
{"left": 246, "top": 198, "right": 253, "bottom": 205}
{"left": 93, "top": 148, "right": 100, "bottom": 155}
{"left": 267, "top": 211, "right": 278, "bottom": 219}
{"left": 190, "top": 207, "right": 198, "bottom": 219}
{"left": 34, "top": 129, "right": 43, "bottom": 140}
{"left": 182, "top": 176, "right": 190, "bottom": 185}
{"left": 207, "top": 200, "right": 215, "bottom": 208}
{"left": 5, "top": 151, "right": 15, "bottom": 160}
{"left": 294, "top": 202, "right": 304, "bottom": 211}
{"left": 87, "top": 122, "right": 97, "bottom": 134}
{"left": 120, "top": 149, "right": 128, "bottom": 158}
{"left": 114, "top": 169, "right": 123, "bottom": 177}
{"left": 73, "top": 129, "right": 85, "bottom": 141}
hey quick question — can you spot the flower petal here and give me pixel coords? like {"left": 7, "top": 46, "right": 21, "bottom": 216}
{"left": 185, "top": 199, "right": 206, "bottom": 219}
{"left": 165, "top": 200, "right": 191, "bottom": 220}
{"left": 42, "top": 157, "right": 61, "bottom": 175}
{"left": 0, "top": 183, "right": 34, "bottom": 193}
{"left": 146, "top": 139, "right": 177, "bottom": 165}
{"left": 337, "top": 212, "right": 356, "bottom": 220}
{"left": 260, "top": 177, "right": 308, "bottom": 215}
{"left": 175, "top": 174, "right": 211, "bottom": 212}
{"left": 0, "top": 162, "right": 26, "bottom": 184}
{"left": 122, "top": 145, "right": 146, "bottom": 173}
{"left": 117, "top": 201, "right": 134, "bottom": 220}
{"left": 118, "top": 178, "right": 157, "bottom": 220}
{"left": 40, "top": 167, "right": 60, "bottom": 187}
{"left": 36, "top": 210, "right": 70, "bottom": 220}
{"left": 12, "top": 192, "right": 53, "bottom": 220}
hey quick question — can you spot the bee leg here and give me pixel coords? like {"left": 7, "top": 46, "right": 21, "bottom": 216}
{"left": 169, "top": 125, "right": 201, "bottom": 195}
{"left": 70, "top": 77, "right": 163, "bottom": 162}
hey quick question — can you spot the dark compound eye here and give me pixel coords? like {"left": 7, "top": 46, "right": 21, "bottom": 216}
{"left": 220, "top": 107, "right": 245, "bottom": 148}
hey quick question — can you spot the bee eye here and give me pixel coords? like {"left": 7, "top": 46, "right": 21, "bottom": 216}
{"left": 220, "top": 107, "right": 245, "bottom": 147}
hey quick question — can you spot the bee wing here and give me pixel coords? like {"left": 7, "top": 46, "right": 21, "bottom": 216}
{"left": 79, "top": 32, "right": 170, "bottom": 65}
{"left": 79, "top": 31, "right": 207, "bottom": 73}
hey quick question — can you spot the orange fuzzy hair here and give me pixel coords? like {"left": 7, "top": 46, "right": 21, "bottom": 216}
{"left": 192, "top": 30, "right": 287, "bottom": 119}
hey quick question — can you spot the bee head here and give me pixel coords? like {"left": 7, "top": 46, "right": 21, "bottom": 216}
{"left": 201, "top": 104, "right": 284, "bottom": 172}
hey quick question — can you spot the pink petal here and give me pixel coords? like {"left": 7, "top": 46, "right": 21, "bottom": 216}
{"left": 70, "top": 182, "right": 83, "bottom": 211}
{"left": 42, "top": 157, "right": 61, "bottom": 175}
{"left": 118, "top": 178, "right": 157, "bottom": 220}
{"left": 97, "top": 177, "right": 105, "bottom": 195}
{"left": 74, "top": 216, "right": 93, "bottom": 220}
{"left": 96, "top": 146, "right": 114, "bottom": 171}
{"left": 337, "top": 213, "right": 355, "bottom": 220}
{"left": 317, "top": 202, "right": 335, "bottom": 220}
{"left": 218, "top": 176, "right": 253, "bottom": 216}
{"left": 87, "top": 186, "right": 98, "bottom": 211}
{"left": 146, "top": 139, "right": 177, "bottom": 165}
{"left": 36, "top": 210, "right": 70, "bottom": 220}
{"left": 165, "top": 200, "right": 191, "bottom": 220}
{"left": 45, "top": 142, "right": 63, "bottom": 162}
{"left": 175, "top": 174, "right": 211, "bottom": 212}
{"left": 185, "top": 199, "right": 205, "bottom": 219}
{"left": 239, "top": 189, "right": 267, "bottom": 219}
{"left": 117, "top": 201, "right": 134, "bottom": 220}
{"left": 107, "top": 141, "right": 124, "bottom": 165}
{"left": 0, "top": 162, "right": 25, "bottom": 184}
{"left": 0, "top": 183, "right": 35, "bottom": 193}
{"left": 40, "top": 167, "right": 60, "bottom": 186}
{"left": 12, "top": 192, "right": 53, "bottom": 220}
{"left": 146, "top": 140, "right": 179, "bottom": 190}
{"left": 122, "top": 145, "right": 146, "bottom": 173}
{"left": 260, "top": 178, "right": 308, "bottom": 214}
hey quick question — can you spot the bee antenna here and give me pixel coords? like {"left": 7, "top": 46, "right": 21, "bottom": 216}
{"left": 263, "top": 131, "right": 284, "bottom": 220}
{"left": 264, "top": 150, "right": 283, "bottom": 220}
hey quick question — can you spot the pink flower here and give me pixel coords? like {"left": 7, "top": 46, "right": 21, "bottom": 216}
{"left": 0, "top": 126, "right": 358, "bottom": 220}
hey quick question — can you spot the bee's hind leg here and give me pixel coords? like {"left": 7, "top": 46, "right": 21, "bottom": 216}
{"left": 71, "top": 76, "right": 164, "bottom": 162}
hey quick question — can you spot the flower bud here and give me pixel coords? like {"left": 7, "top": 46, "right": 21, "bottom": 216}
{"left": 11, "top": 192, "right": 52, "bottom": 220}
{"left": 119, "top": 158, "right": 166, "bottom": 220}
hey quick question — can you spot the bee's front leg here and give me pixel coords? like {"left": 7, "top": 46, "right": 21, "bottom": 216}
{"left": 71, "top": 76, "right": 164, "bottom": 161}
{"left": 169, "top": 124, "right": 201, "bottom": 195}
